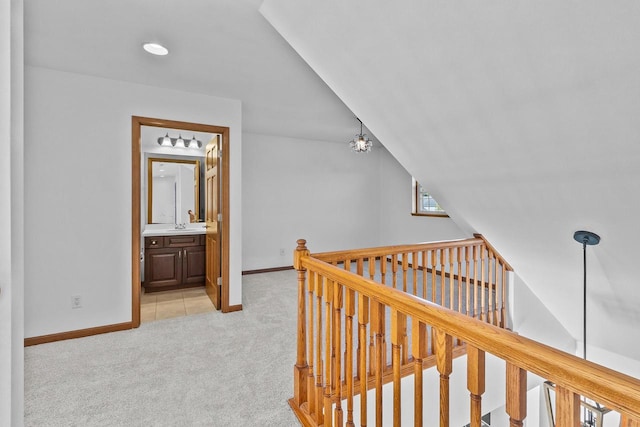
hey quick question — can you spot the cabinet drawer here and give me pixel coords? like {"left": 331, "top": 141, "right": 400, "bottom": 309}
{"left": 165, "top": 234, "right": 200, "bottom": 248}
{"left": 199, "top": 234, "right": 206, "bottom": 245}
{"left": 145, "top": 237, "right": 164, "bottom": 249}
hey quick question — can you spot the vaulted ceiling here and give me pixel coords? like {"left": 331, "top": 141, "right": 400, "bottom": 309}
{"left": 261, "top": 0, "right": 640, "bottom": 361}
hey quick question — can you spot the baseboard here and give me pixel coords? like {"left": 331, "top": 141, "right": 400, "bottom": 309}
{"left": 24, "top": 321, "right": 133, "bottom": 347}
{"left": 242, "top": 265, "right": 294, "bottom": 275}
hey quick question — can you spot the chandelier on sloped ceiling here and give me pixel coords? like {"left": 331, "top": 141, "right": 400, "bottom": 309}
{"left": 157, "top": 133, "right": 203, "bottom": 149}
{"left": 349, "top": 118, "right": 373, "bottom": 153}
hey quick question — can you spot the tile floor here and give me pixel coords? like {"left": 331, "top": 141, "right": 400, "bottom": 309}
{"left": 140, "top": 286, "right": 215, "bottom": 323}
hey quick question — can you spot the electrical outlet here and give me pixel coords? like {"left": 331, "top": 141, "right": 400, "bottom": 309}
{"left": 71, "top": 295, "right": 82, "bottom": 309}
{"left": 279, "top": 248, "right": 285, "bottom": 256}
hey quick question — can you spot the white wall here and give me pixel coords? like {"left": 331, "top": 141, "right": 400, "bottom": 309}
{"left": 24, "top": 66, "right": 242, "bottom": 337}
{"left": 241, "top": 133, "right": 467, "bottom": 270}
{"left": 242, "top": 133, "right": 381, "bottom": 269}
{"left": 511, "top": 274, "right": 575, "bottom": 353}
{"left": 1, "top": 0, "right": 24, "bottom": 425}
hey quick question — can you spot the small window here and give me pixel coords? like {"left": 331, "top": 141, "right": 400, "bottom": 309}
{"left": 413, "top": 178, "right": 448, "bottom": 217}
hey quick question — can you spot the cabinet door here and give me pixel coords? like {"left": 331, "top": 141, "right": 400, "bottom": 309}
{"left": 183, "top": 245, "right": 206, "bottom": 285}
{"left": 144, "top": 248, "right": 182, "bottom": 288}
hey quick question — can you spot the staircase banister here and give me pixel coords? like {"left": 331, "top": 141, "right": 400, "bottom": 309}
{"left": 474, "top": 233, "right": 514, "bottom": 271}
{"left": 311, "top": 237, "right": 484, "bottom": 263}
{"left": 301, "top": 255, "right": 640, "bottom": 420}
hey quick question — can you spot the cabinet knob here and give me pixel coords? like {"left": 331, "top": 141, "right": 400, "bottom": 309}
{"left": 151, "top": 240, "right": 157, "bottom": 245}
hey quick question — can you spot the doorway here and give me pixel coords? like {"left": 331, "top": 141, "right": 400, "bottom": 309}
{"left": 131, "top": 116, "right": 231, "bottom": 328}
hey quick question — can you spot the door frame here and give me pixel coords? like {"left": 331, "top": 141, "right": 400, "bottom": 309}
{"left": 131, "top": 116, "right": 231, "bottom": 327}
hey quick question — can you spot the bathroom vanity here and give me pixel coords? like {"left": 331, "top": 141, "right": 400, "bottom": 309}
{"left": 143, "top": 232, "right": 206, "bottom": 292}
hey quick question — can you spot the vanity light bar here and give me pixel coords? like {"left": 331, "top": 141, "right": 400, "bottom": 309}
{"left": 157, "top": 133, "right": 202, "bottom": 149}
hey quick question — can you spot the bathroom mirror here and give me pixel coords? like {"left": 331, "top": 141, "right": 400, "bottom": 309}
{"left": 147, "top": 157, "right": 200, "bottom": 224}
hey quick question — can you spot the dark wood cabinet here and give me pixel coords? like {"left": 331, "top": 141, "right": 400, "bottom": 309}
{"left": 144, "top": 235, "right": 205, "bottom": 292}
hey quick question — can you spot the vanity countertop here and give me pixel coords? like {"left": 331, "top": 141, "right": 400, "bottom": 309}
{"left": 142, "top": 227, "right": 207, "bottom": 237}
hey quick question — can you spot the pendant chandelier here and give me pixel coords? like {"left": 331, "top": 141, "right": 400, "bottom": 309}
{"left": 349, "top": 118, "right": 373, "bottom": 153}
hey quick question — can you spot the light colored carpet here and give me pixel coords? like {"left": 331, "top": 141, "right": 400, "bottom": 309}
{"left": 24, "top": 270, "right": 301, "bottom": 427}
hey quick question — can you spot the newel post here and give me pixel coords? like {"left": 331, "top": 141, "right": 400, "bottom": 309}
{"left": 293, "top": 239, "right": 310, "bottom": 406}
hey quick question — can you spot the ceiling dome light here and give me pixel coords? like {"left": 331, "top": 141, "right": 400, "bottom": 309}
{"left": 143, "top": 42, "right": 169, "bottom": 56}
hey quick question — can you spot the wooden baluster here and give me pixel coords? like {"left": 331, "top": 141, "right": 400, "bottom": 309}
{"left": 554, "top": 386, "right": 579, "bottom": 427}
{"left": 293, "top": 240, "right": 309, "bottom": 407}
{"left": 620, "top": 414, "right": 640, "bottom": 427}
{"left": 480, "top": 244, "right": 486, "bottom": 322}
{"left": 357, "top": 257, "right": 364, "bottom": 277}
{"left": 392, "top": 254, "right": 398, "bottom": 289}
{"left": 380, "top": 257, "right": 388, "bottom": 369}
{"left": 422, "top": 251, "right": 428, "bottom": 300}
{"left": 501, "top": 263, "right": 507, "bottom": 328}
{"left": 380, "top": 255, "right": 387, "bottom": 286}
{"left": 506, "top": 362, "right": 527, "bottom": 427}
{"left": 401, "top": 310, "right": 409, "bottom": 366}
{"left": 431, "top": 250, "right": 437, "bottom": 304}
{"left": 488, "top": 250, "right": 494, "bottom": 325}
{"left": 412, "top": 319, "right": 427, "bottom": 427}
{"left": 334, "top": 281, "right": 344, "bottom": 426}
{"left": 431, "top": 250, "right": 438, "bottom": 354}
{"left": 467, "top": 345, "right": 485, "bottom": 427}
{"left": 358, "top": 294, "right": 369, "bottom": 427}
{"left": 307, "top": 271, "right": 316, "bottom": 415}
{"left": 402, "top": 253, "right": 409, "bottom": 293}
{"left": 472, "top": 245, "right": 479, "bottom": 319}
{"left": 435, "top": 328, "right": 453, "bottom": 427}
{"left": 465, "top": 246, "right": 471, "bottom": 318}
{"left": 457, "top": 247, "right": 463, "bottom": 314}
{"left": 412, "top": 251, "right": 418, "bottom": 296}
{"left": 449, "top": 248, "right": 455, "bottom": 311}
{"left": 315, "top": 275, "right": 324, "bottom": 424}
{"left": 456, "top": 247, "right": 463, "bottom": 346}
{"left": 324, "top": 277, "right": 334, "bottom": 427}
{"left": 392, "top": 309, "right": 406, "bottom": 427}
{"left": 369, "top": 257, "right": 377, "bottom": 376}
{"left": 374, "top": 302, "right": 385, "bottom": 427}
{"left": 440, "top": 249, "right": 446, "bottom": 307}
{"left": 495, "top": 260, "right": 502, "bottom": 326}
{"left": 345, "top": 288, "right": 355, "bottom": 427}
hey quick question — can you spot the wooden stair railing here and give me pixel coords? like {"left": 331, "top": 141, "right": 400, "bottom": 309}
{"left": 289, "top": 238, "right": 640, "bottom": 427}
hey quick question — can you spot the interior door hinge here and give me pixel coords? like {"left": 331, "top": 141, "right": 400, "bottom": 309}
{"left": 217, "top": 277, "right": 222, "bottom": 286}
{"left": 217, "top": 213, "right": 222, "bottom": 222}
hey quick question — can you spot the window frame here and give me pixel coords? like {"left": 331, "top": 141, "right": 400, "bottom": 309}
{"left": 412, "top": 178, "right": 449, "bottom": 218}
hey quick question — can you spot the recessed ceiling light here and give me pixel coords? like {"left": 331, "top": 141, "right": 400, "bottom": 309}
{"left": 143, "top": 42, "right": 169, "bottom": 56}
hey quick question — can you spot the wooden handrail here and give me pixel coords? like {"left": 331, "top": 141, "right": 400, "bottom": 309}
{"left": 474, "top": 233, "right": 513, "bottom": 272}
{"left": 311, "top": 238, "right": 486, "bottom": 264}
{"left": 301, "top": 255, "right": 640, "bottom": 420}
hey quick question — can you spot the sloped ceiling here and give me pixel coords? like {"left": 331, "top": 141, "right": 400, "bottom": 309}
{"left": 261, "top": 1, "right": 640, "bottom": 360}
{"left": 24, "top": 0, "right": 357, "bottom": 142}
